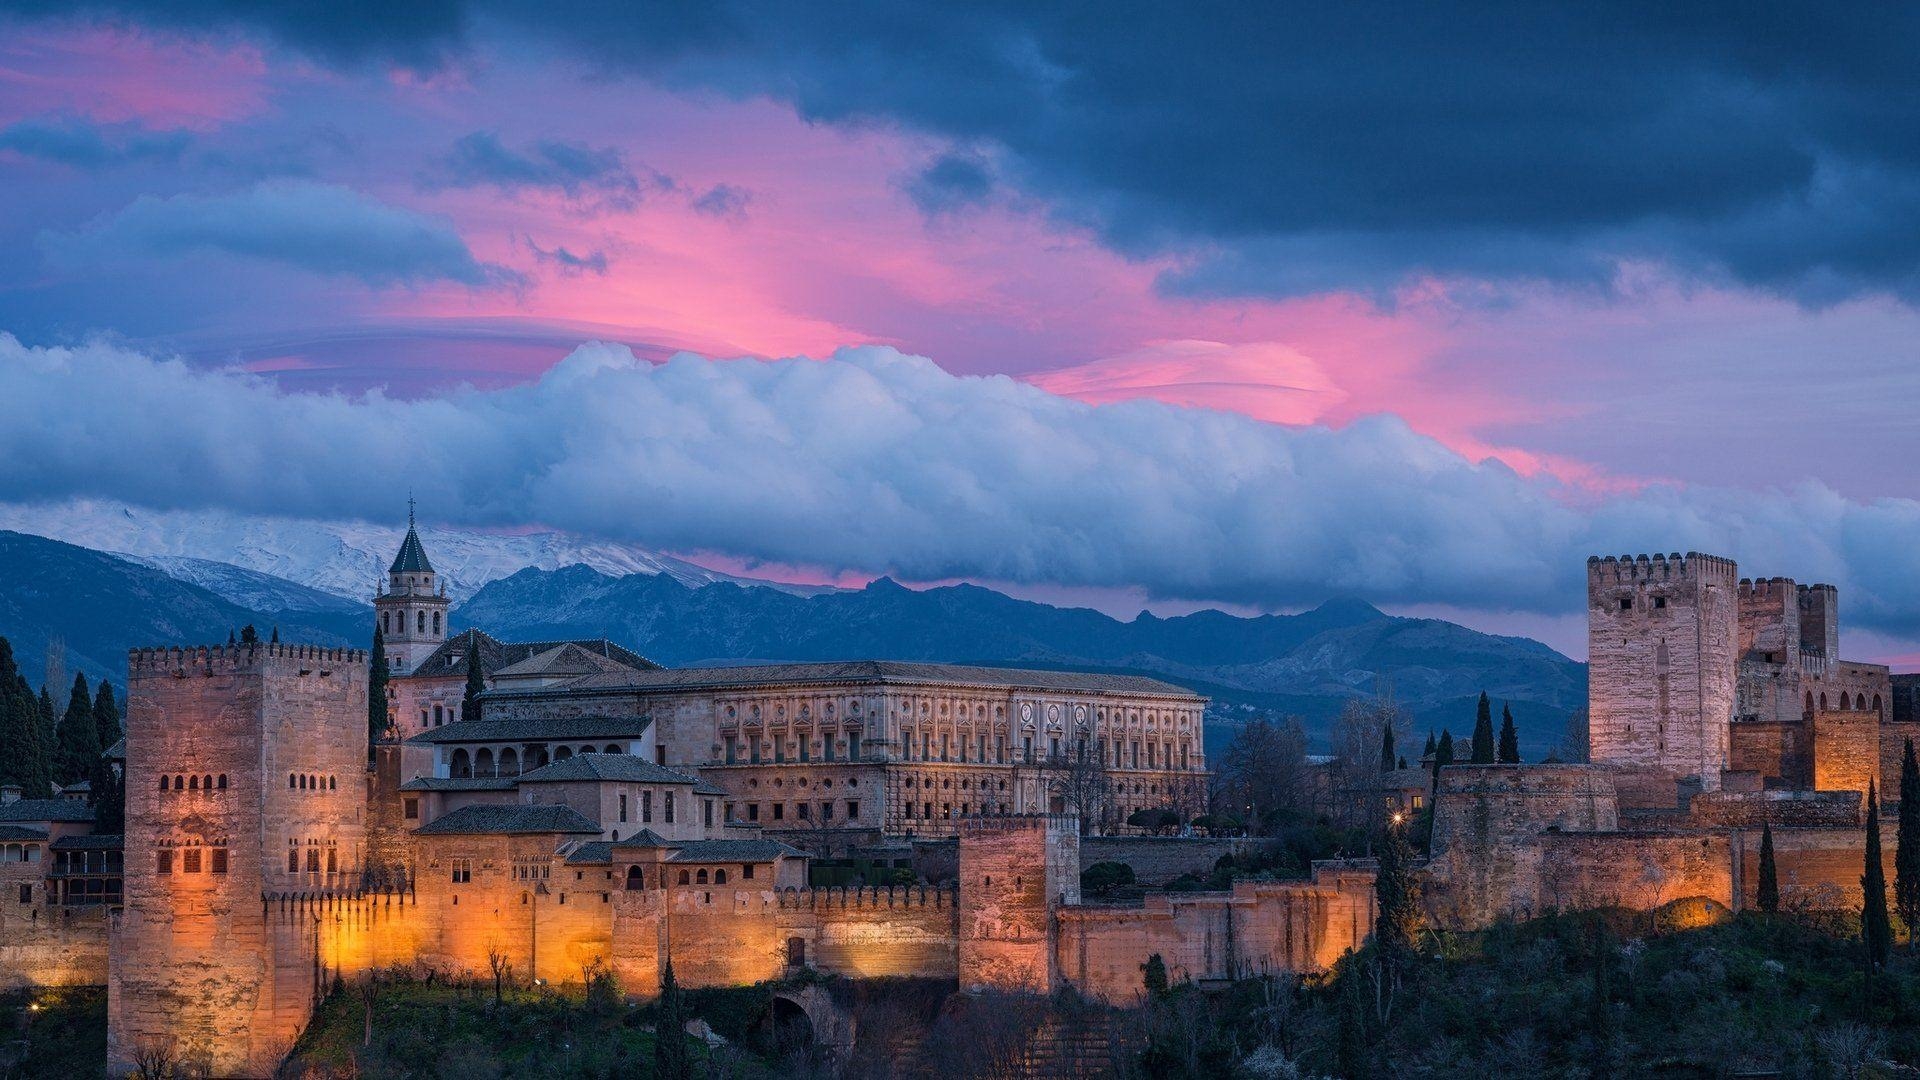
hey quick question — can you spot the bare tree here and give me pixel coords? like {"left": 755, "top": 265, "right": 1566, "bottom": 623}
{"left": 486, "top": 943, "right": 512, "bottom": 1006}
{"left": 1217, "top": 715, "right": 1313, "bottom": 833}
{"left": 1041, "top": 743, "right": 1114, "bottom": 835}
{"left": 1329, "top": 697, "right": 1406, "bottom": 833}
{"left": 1553, "top": 707, "right": 1591, "bottom": 764}
{"left": 360, "top": 969, "right": 383, "bottom": 1048}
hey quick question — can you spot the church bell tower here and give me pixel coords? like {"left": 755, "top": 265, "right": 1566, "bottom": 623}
{"left": 374, "top": 499, "right": 449, "bottom": 674}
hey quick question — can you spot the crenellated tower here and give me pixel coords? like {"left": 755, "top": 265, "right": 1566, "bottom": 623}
{"left": 110, "top": 642, "right": 369, "bottom": 1077}
{"left": 1586, "top": 552, "right": 1739, "bottom": 793}
{"left": 373, "top": 501, "right": 448, "bottom": 675}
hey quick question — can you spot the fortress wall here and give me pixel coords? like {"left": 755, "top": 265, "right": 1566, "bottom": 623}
{"left": 1728, "top": 721, "right": 1807, "bottom": 788}
{"left": 1733, "top": 826, "right": 1894, "bottom": 911}
{"left": 1812, "top": 709, "right": 1881, "bottom": 796}
{"left": 957, "top": 817, "right": 1079, "bottom": 993}
{"left": 1078, "top": 836, "right": 1272, "bottom": 887}
{"left": 1425, "top": 765, "right": 1619, "bottom": 928}
{"left": 1880, "top": 722, "right": 1920, "bottom": 804}
{"left": 776, "top": 886, "right": 958, "bottom": 979}
{"left": 1689, "top": 790, "right": 1862, "bottom": 828}
{"left": 1534, "top": 832, "right": 1733, "bottom": 915}
{"left": 1056, "top": 865, "right": 1375, "bottom": 1005}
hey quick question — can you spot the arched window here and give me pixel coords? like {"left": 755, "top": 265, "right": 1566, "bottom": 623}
{"left": 626, "top": 866, "right": 644, "bottom": 890}
{"left": 432, "top": 612, "right": 441, "bottom": 635}
{"left": 417, "top": 610, "right": 426, "bottom": 634}
{"left": 217, "top": 775, "right": 227, "bottom": 789}
{"left": 678, "top": 870, "right": 690, "bottom": 885}
{"left": 714, "top": 869, "right": 728, "bottom": 884}
{"left": 189, "top": 775, "right": 200, "bottom": 790}
{"left": 289, "top": 774, "right": 297, "bottom": 789}
{"left": 605, "top": 744, "right": 621, "bottom": 755}
{"left": 382, "top": 611, "right": 390, "bottom": 634}
{"left": 554, "top": 746, "right": 573, "bottom": 762}
{"left": 328, "top": 776, "right": 336, "bottom": 790}
{"left": 1875, "top": 694, "right": 1884, "bottom": 718}
{"left": 450, "top": 749, "right": 471, "bottom": 778}
{"left": 327, "top": 848, "right": 337, "bottom": 874}
{"left": 499, "top": 748, "right": 519, "bottom": 776}
{"left": 696, "top": 869, "right": 709, "bottom": 884}
{"left": 159, "top": 777, "right": 169, "bottom": 791}
{"left": 476, "top": 748, "right": 495, "bottom": 776}
{"left": 1820, "top": 693, "right": 1829, "bottom": 711}
{"left": 289, "top": 849, "right": 299, "bottom": 873}
{"left": 203, "top": 775, "right": 212, "bottom": 790}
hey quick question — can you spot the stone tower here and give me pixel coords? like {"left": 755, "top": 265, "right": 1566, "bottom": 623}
{"left": 110, "top": 642, "right": 368, "bottom": 1077}
{"left": 956, "top": 815, "right": 1080, "bottom": 993}
{"left": 1587, "top": 552, "right": 1739, "bottom": 793}
{"left": 374, "top": 502, "right": 448, "bottom": 675}
{"left": 1797, "top": 582, "right": 1839, "bottom": 659}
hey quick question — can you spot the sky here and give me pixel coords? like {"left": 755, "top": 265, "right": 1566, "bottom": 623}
{"left": 2, "top": 4, "right": 1918, "bottom": 663}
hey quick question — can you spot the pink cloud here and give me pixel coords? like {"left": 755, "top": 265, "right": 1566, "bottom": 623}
{"left": 0, "top": 25, "right": 270, "bottom": 129}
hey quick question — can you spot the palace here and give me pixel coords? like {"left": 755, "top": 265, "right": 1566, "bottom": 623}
{"left": 2, "top": 529, "right": 1911, "bottom": 1075}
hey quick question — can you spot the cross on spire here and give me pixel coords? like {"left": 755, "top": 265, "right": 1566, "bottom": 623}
{"left": 408, "top": 491, "right": 416, "bottom": 529}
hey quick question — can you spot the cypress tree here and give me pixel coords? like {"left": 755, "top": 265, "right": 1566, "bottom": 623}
{"left": 1470, "top": 692, "right": 1495, "bottom": 764}
{"left": 89, "top": 752, "right": 124, "bottom": 834}
{"left": 7, "top": 681, "right": 53, "bottom": 798}
{"left": 1897, "top": 738, "right": 1920, "bottom": 941}
{"left": 1757, "top": 821, "right": 1779, "bottom": 914}
{"left": 1435, "top": 730, "right": 1454, "bottom": 769}
{"left": 368, "top": 626, "right": 391, "bottom": 746}
{"left": 55, "top": 672, "right": 100, "bottom": 786}
{"left": 1374, "top": 823, "right": 1421, "bottom": 961}
{"left": 270, "top": 626, "right": 280, "bottom": 644}
{"left": 92, "top": 681, "right": 120, "bottom": 751}
{"left": 1142, "top": 953, "right": 1170, "bottom": 997}
{"left": 654, "top": 958, "right": 692, "bottom": 1080}
{"left": 1379, "top": 722, "right": 1395, "bottom": 774}
{"left": 463, "top": 632, "right": 486, "bottom": 724}
{"left": 240, "top": 624, "right": 259, "bottom": 645}
{"left": 36, "top": 686, "right": 57, "bottom": 756}
{"left": 1423, "top": 731, "right": 1437, "bottom": 759}
{"left": 1864, "top": 781, "right": 1892, "bottom": 973}
{"left": 1497, "top": 703, "right": 1520, "bottom": 764}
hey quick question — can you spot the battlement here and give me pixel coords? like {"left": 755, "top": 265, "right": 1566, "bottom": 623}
{"left": 958, "top": 813, "right": 1079, "bottom": 836}
{"left": 775, "top": 883, "right": 958, "bottom": 911}
{"left": 1796, "top": 583, "right": 1838, "bottom": 598}
{"left": 1587, "top": 551, "right": 1738, "bottom": 585}
{"left": 128, "top": 642, "right": 367, "bottom": 677}
{"left": 1738, "top": 576, "right": 1799, "bottom": 601}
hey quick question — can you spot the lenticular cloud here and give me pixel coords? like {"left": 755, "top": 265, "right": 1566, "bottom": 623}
{"left": 1, "top": 333, "right": 1916, "bottom": 630}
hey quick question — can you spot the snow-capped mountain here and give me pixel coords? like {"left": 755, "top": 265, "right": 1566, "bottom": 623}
{"left": 0, "top": 499, "right": 825, "bottom": 604}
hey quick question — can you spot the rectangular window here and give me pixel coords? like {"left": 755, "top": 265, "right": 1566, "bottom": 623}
{"left": 847, "top": 800, "right": 859, "bottom": 820}
{"left": 772, "top": 803, "right": 784, "bottom": 821}
{"left": 305, "top": 848, "right": 319, "bottom": 872}
{"left": 619, "top": 793, "right": 629, "bottom": 823}
{"left": 451, "top": 858, "right": 472, "bottom": 884}
{"left": 1023, "top": 737, "right": 1033, "bottom": 762}
{"left": 774, "top": 740, "right": 786, "bottom": 764}
{"left": 750, "top": 742, "right": 761, "bottom": 764}
{"left": 211, "top": 848, "right": 228, "bottom": 874}
{"left": 183, "top": 848, "right": 202, "bottom": 874}
{"left": 799, "top": 738, "right": 810, "bottom": 762}
{"left": 743, "top": 863, "right": 755, "bottom": 880}
{"left": 996, "top": 737, "right": 1005, "bottom": 764}
{"left": 404, "top": 798, "right": 419, "bottom": 820}
{"left": 1619, "top": 597, "right": 1633, "bottom": 611}
{"left": 725, "top": 736, "right": 737, "bottom": 764}
{"left": 642, "top": 790, "right": 653, "bottom": 823}
{"left": 824, "top": 738, "right": 835, "bottom": 762}
{"left": 704, "top": 799, "right": 714, "bottom": 829}
{"left": 17, "top": 884, "right": 28, "bottom": 903}
{"left": 797, "top": 803, "right": 811, "bottom": 820}
{"left": 157, "top": 850, "right": 173, "bottom": 875}
{"left": 665, "top": 793, "right": 676, "bottom": 824}
{"left": 748, "top": 803, "right": 760, "bottom": 821}
{"left": 821, "top": 801, "right": 833, "bottom": 821}
{"left": 848, "top": 733, "right": 861, "bottom": 760}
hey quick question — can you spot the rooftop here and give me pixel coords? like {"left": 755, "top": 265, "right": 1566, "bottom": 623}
{"left": 668, "top": 838, "right": 807, "bottom": 862}
{"left": 404, "top": 714, "right": 653, "bottom": 745}
{"left": 0, "top": 798, "right": 96, "bottom": 824}
{"left": 396, "top": 776, "right": 519, "bottom": 793}
{"left": 415, "top": 804, "right": 602, "bottom": 836}
{"left": 400, "top": 629, "right": 657, "bottom": 682}
{"left": 514, "top": 754, "right": 699, "bottom": 786}
{"left": 498, "top": 658, "right": 1202, "bottom": 699}
{"left": 390, "top": 525, "right": 434, "bottom": 574}
{"left": 50, "top": 833, "right": 121, "bottom": 851}
{"left": 0, "top": 824, "right": 49, "bottom": 842}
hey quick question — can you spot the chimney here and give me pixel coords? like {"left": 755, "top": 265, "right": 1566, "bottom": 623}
{"left": 0, "top": 784, "right": 21, "bottom": 805}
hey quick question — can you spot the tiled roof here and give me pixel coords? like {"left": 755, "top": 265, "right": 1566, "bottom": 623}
{"left": 404, "top": 715, "right": 653, "bottom": 745}
{"left": 493, "top": 643, "right": 637, "bottom": 681}
{"left": 50, "top": 833, "right": 120, "bottom": 850}
{"left": 515, "top": 754, "right": 697, "bottom": 786}
{"left": 415, "top": 804, "right": 602, "bottom": 836}
{"left": 390, "top": 526, "right": 434, "bottom": 573}
{"left": 399, "top": 629, "right": 658, "bottom": 681}
{"left": 565, "top": 841, "right": 614, "bottom": 865}
{"left": 0, "top": 825, "right": 48, "bottom": 841}
{"left": 668, "top": 838, "right": 806, "bottom": 862}
{"left": 397, "top": 776, "right": 519, "bottom": 792}
{"left": 510, "top": 659, "right": 1200, "bottom": 698}
{"left": 693, "top": 779, "right": 732, "bottom": 798}
{"left": 0, "top": 798, "right": 96, "bottom": 824}
{"left": 611, "top": 828, "right": 674, "bottom": 849}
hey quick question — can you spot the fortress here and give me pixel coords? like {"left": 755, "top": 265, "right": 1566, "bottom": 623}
{"left": 0, "top": 533, "right": 1908, "bottom": 1075}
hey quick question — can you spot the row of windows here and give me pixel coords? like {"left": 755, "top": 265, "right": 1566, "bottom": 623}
{"left": 729, "top": 800, "right": 860, "bottom": 824}
{"left": 287, "top": 845, "right": 340, "bottom": 874}
{"left": 289, "top": 773, "right": 338, "bottom": 791}
{"left": 621, "top": 864, "right": 756, "bottom": 889}
{"left": 156, "top": 847, "right": 228, "bottom": 874}
{"left": 381, "top": 608, "right": 442, "bottom": 636}
{"left": 159, "top": 773, "right": 227, "bottom": 792}
{"left": 448, "top": 744, "right": 626, "bottom": 778}
{"left": 724, "top": 734, "right": 862, "bottom": 764}
{"left": 904, "top": 802, "right": 1011, "bottom": 820}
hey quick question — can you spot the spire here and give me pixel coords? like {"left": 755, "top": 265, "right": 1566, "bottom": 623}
{"left": 389, "top": 502, "right": 434, "bottom": 575}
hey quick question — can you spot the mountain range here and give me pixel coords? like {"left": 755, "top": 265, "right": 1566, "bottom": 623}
{"left": 0, "top": 521, "right": 1586, "bottom": 756}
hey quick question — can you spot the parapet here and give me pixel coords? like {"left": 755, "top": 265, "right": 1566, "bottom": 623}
{"left": 774, "top": 884, "right": 958, "bottom": 911}
{"left": 1738, "top": 576, "right": 1799, "bottom": 602}
{"left": 128, "top": 642, "right": 368, "bottom": 679}
{"left": 1587, "top": 551, "right": 1738, "bottom": 586}
{"left": 958, "top": 813, "right": 1078, "bottom": 837}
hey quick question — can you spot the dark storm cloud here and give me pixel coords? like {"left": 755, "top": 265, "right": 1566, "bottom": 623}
{"left": 434, "top": 132, "right": 666, "bottom": 204}
{"left": 19, "top": 2, "right": 1920, "bottom": 300}
{"left": 0, "top": 117, "right": 191, "bottom": 168}
{"left": 902, "top": 152, "right": 994, "bottom": 216}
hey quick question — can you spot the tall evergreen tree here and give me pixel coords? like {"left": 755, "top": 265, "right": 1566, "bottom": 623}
{"left": 4, "top": 677, "right": 53, "bottom": 799}
{"left": 1497, "top": 703, "right": 1521, "bottom": 764}
{"left": 1379, "top": 722, "right": 1396, "bottom": 774}
{"left": 463, "top": 631, "right": 486, "bottom": 724}
{"left": 240, "top": 624, "right": 259, "bottom": 645}
{"left": 368, "top": 626, "right": 392, "bottom": 746}
{"left": 89, "top": 752, "right": 124, "bottom": 834}
{"left": 36, "top": 686, "right": 57, "bottom": 757}
{"left": 270, "top": 625, "right": 280, "bottom": 644}
{"left": 1423, "top": 731, "right": 1437, "bottom": 759}
{"left": 1757, "top": 821, "right": 1779, "bottom": 914}
{"left": 654, "top": 957, "right": 692, "bottom": 1080}
{"left": 55, "top": 672, "right": 100, "bottom": 786}
{"left": 92, "top": 681, "right": 120, "bottom": 751}
{"left": 1470, "top": 692, "right": 1495, "bottom": 764}
{"left": 1588, "top": 925, "right": 1616, "bottom": 1080}
{"left": 1864, "top": 781, "right": 1892, "bottom": 973}
{"left": 1434, "top": 730, "right": 1455, "bottom": 769}
{"left": 1897, "top": 738, "right": 1920, "bottom": 941}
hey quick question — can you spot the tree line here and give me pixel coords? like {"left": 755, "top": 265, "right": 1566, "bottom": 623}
{"left": 0, "top": 635, "right": 124, "bottom": 832}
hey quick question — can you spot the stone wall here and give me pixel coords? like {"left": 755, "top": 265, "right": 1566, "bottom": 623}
{"left": 1078, "top": 836, "right": 1272, "bottom": 887}
{"left": 957, "top": 817, "right": 1079, "bottom": 993}
{"left": 1424, "top": 765, "right": 1619, "bottom": 928}
{"left": 1728, "top": 720, "right": 1807, "bottom": 788}
{"left": 0, "top": 858, "right": 108, "bottom": 990}
{"left": 1732, "top": 825, "right": 1893, "bottom": 911}
{"left": 1055, "top": 863, "right": 1374, "bottom": 1005}
{"left": 1812, "top": 708, "right": 1880, "bottom": 796}
{"left": 1688, "top": 790, "right": 1862, "bottom": 828}
{"left": 1534, "top": 831, "right": 1733, "bottom": 914}
{"left": 1881, "top": 721, "right": 1920, "bottom": 805}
